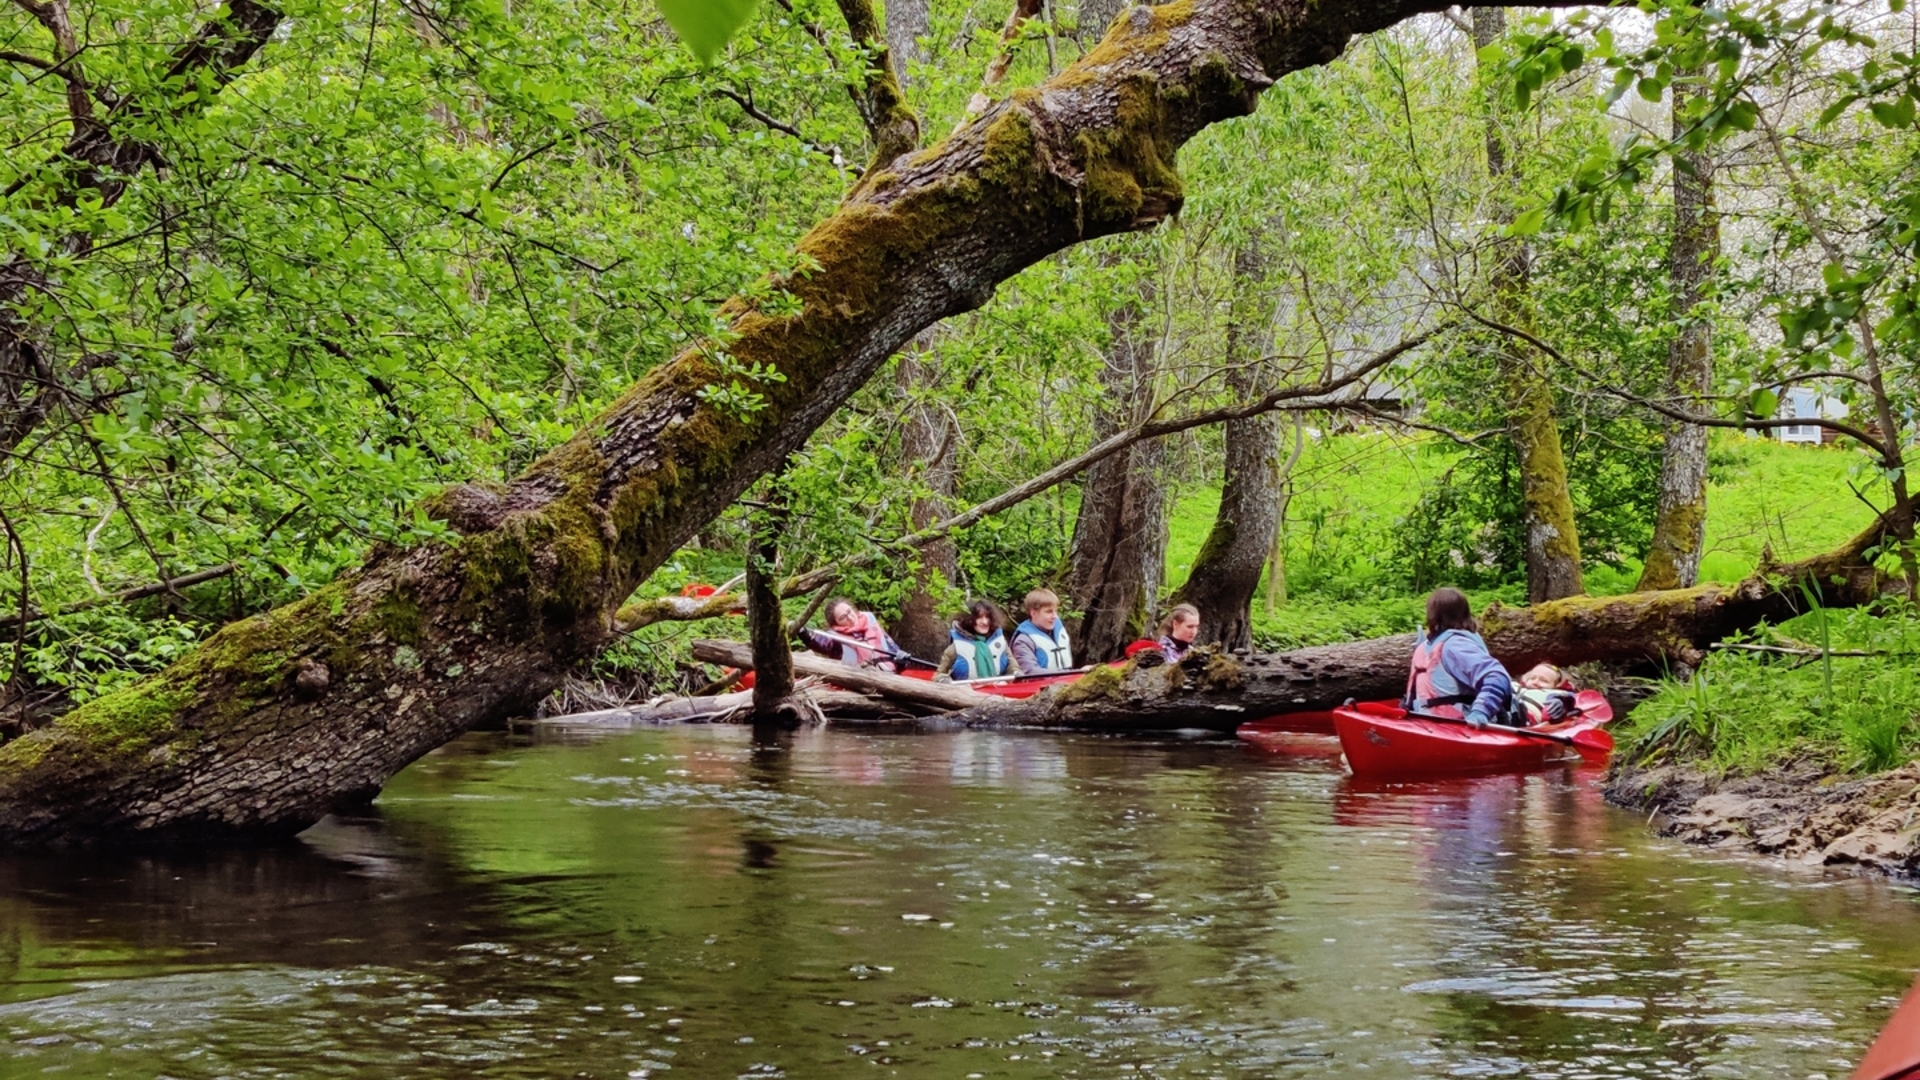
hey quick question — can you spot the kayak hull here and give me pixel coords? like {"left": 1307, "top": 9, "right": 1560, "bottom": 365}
{"left": 1334, "top": 691, "right": 1613, "bottom": 778}
{"left": 1237, "top": 709, "right": 1340, "bottom": 741}
{"left": 1854, "top": 978, "right": 1920, "bottom": 1080}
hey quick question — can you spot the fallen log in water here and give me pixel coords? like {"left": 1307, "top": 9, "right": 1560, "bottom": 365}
{"left": 540, "top": 682, "right": 919, "bottom": 726}
{"left": 688, "top": 640, "right": 983, "bottom": 712}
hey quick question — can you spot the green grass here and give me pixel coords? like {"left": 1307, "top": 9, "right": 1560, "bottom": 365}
{"left": 1617, "top": 604, "right": 1920, "bottom": 775}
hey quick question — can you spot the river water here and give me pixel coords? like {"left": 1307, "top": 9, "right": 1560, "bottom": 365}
{"left": 2, "top": 724, "right": 1917, "bottom": 1078}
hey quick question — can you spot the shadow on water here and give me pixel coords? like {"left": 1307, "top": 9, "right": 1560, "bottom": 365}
{"left": 0, "top": 724, "right": 1915, "bottom": 1078}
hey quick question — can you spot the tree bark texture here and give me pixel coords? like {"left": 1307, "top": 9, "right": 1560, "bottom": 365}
{"left": 0, "top": 0, "right": 1595, "bottom": 846}
{"left": 1637, "top": 73, "right": 1717, "bottom": 592}
{"left": 1068, "top": 272, "right": 1168, "bottom": 660}
{"left": 884, "top": 0, "right": 930, "bottom": 87}
{"left": 1173, "top": 241, "right": 1280, "bottom": 650}
{"left": 890, "top": 342, "right": 962, "bottom": 659}
{"left": 1472, "top": 6, "right": 1584, "bottom": 603}
{"left": 745, "top": 509, "right": 796, "bottom": 718}
{"left": 959, "top": 512, "right": 1897, "bottom": 731}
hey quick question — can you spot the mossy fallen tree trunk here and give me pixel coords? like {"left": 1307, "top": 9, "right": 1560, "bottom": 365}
{"left": 4, "top": 0, "right": 1545, "bottom": 846}
{"left": 955, "top": 520, "right": 1896, "bottom": 731}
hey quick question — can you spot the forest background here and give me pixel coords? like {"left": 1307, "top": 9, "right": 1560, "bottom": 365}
{"left": 5, "top": 0, "right": 1920, "bottom": 780}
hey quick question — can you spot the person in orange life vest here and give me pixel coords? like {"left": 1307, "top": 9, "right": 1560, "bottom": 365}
{"left": 1403, "top": 587, "right": 1514, "bottom": 729}
{"left": 798, "top": 598, "right": 902, "bottom": 672}
{"left": 1011, "top": 588, "right": 1073, "bottom": 675}
{"left": 1157, "top": 603, "right": 1200, "bottom": 662}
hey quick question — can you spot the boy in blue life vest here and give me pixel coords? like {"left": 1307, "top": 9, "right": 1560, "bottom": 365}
{"left": 1403, "top": 587, "right": 1515, "bottom": 728}
{"left": 935, "top": 600, "right": 1013, "bottom": 682}
{"left": 1011, "top": 588, "right": 1073, "bottom": 675}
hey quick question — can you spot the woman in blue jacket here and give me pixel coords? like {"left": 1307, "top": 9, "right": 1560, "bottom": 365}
{"left": 1403, "top": 587, "right": 1514, "bottom": 728}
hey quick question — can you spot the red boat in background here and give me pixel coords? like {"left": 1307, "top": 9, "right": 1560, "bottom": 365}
{"left": 1236, "top": 709, "right": 1341, "bottom": 744}
{"left": 1855, "top": 979, "right": 1920, "bottom": 1080}
{"left": 1334, "top": 690, "right": 1614, "bottom": 778}
{"left": 899, "top": 664, "right": 1103, "bottom": 699}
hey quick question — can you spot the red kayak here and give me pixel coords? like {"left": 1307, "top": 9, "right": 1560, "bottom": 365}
{"left": 900, "top": 665, "right": 1097, "bottom": 699}
{"left": 1237, "top": 709, "right": 1340, "bottom": 742}
{"left": 1334, "top": 690, "right": 1614, "bottom": 778}
{"left": 1855, "top": 978, "right": 1920, "bottom": 1080}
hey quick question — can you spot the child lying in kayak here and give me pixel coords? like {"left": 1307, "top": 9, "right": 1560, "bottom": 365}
{"left": 1516, "top": 663, "right": 1578, "bottom": 724}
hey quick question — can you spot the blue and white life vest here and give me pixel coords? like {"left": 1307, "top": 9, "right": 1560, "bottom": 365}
{"left": 1016, "top": 619, "right": 1073, "bottom": 671}
{"left": 949, "top": 627, "right": 1010, "bottom": 681}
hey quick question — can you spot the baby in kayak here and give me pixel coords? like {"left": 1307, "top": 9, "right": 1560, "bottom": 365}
{"left": 1403, "top": 587, "right": 1515, "bottom": 729}
{"left": 1516, "top": 662, "right": 1579, "bottom": 723}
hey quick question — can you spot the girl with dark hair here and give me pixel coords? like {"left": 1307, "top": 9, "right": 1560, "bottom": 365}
{"left": 1403, "top": 587, "right": 1514, "bottom": 728}
{"left": 935, "top": 600, "right": 1014, "bottom": 682}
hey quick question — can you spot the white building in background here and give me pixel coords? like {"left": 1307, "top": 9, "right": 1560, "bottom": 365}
{"left": 1775, "top": 387, "right": 1847, "bottom": 445}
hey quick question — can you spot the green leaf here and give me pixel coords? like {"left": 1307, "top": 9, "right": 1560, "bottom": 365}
{"left": 1869, "top": 95, "right": 1916, "bottom": 128}
{"left": 1506, "top": 207, "right": 1548, "bottom": 236}
{"left": 1637, "top": 77, "right": 1665, "bottom": 103}
{"left": 658, "top": 0, "right": 761, "bottom": 63}
{"left": 1749, "top": 388, "right": 1779, "bottom": 418}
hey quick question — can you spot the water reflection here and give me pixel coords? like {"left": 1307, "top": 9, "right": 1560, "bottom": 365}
{"left": 0, "top": 725, "right": 1914, "bottom": 1078}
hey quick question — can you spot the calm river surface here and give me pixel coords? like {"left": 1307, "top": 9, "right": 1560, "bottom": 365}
{"left": 3, "top": 724, "right": 1918, "bottom": 1078}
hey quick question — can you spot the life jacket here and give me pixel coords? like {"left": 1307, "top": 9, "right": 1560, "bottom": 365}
{"left": 949, "top": 627, "right": 1010, "bottom": 681}
{"left": 1405, "top": 630, "right": 1476, "bottom": 718}
{"left": 1016, "top": 618, "right": 1073, "bottom": 671}
{"left": 835, "top": 611, "right": 899, "bottom": 670}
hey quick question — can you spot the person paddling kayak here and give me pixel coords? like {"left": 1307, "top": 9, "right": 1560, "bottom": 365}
{"left": 1157, "top": 603, "right": 1200, "bottom": 662}
{"left": 1404, "top": 587, "right": 1515, "bottom": 729}
{"left": 798, "top": 598, "right": 903, "bottom": 673}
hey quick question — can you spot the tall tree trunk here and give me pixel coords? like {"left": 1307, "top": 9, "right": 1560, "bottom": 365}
{"left": 879, "top": 0, "right": 955, "bottom": 660}
{"left": 1173, "top": 242, "right": 1280, "bottom": 651}
{"left": 1068, "top": 272, "right": 1167, "bottom": 661}
{"left": 891, "top": 343, "right": 961, "bottom": 659}
{"left": 1638, "top": 71, "right": 1718, "bottom": 592}
{"left": 1473, "top": 6, "right": 1583, "bottom": 603}
{"left": 0, "top": 0, "right": 1601, "bottom": 846}
{"left": 746, "top": 503, "right": 795, "bottom": 720}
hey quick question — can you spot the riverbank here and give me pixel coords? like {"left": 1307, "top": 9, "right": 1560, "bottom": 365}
{"left": 1604, "top": 761, "right": 1920, "bottom": 879}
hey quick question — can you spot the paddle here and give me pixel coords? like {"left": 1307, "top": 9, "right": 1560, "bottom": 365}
{"left": 1404, "top": 708, "right": 1615, "bottom": 763}
{"left": 808, "top": 627, "right": 939, "bottom": 671}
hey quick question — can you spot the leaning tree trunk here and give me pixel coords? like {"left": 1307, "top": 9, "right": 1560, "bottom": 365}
{"left": 890, "top": 341, "right": 962, "bottom": 658}
{"left": 1173, "top": 242, "right": 1279, "bottom": 650}
{"left": 1472, "top": 6, "right": 1583, "bottom": 603}
{"left": 1067, "top": 271, "right": 1168, "bottom": 661}
{"left": 1637, "top": 68, "right": 1718, "bottom": 592}
{"left": 959, "top": 513, "right": 1896, "bottom": 731}
{"left": 0, "top": 0, "right": 1598, "bottom": 846}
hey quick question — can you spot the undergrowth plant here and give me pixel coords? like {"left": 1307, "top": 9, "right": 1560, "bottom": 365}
{"left": 1622, "top": 602, "right": 1920, "bottom": 774}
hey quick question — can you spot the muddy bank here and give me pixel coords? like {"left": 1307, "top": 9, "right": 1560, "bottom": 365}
{"left": 1605, "top": 762, "right": 1920, "bottom": 879}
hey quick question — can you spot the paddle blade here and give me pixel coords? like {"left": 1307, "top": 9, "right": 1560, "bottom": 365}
{"left": 1570, "top": 727, "right": 1614, "bottom": 761}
